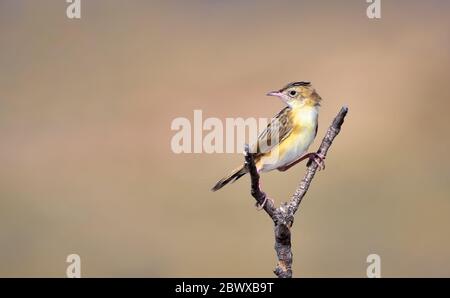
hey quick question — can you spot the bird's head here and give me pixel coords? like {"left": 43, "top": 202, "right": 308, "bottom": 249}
{"left": 267, "top": 81, "right": 322, "bottom": 107}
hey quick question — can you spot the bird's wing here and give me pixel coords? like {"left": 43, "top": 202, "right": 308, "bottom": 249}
{"left": 250, "top": 106, "right": 294, "bottom": 158}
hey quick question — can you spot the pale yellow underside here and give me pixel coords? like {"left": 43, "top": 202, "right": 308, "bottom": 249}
{"left": 257, "top": 104, "right": 318, "bottom": 172}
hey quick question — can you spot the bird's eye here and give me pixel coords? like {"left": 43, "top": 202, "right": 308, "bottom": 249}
{"left": 288, "top": 90, "right": 297, "bottom": 97}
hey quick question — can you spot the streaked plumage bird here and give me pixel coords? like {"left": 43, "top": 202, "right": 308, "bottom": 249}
{"left": 212, "top": 81, "right": 325, "bottom": 196}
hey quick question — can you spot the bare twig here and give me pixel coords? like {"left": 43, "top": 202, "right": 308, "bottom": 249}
{"left": 244, "top": 145, "right": 276, "bottom": 218}
{"left": 244, "top": 106, "right": 348, "bottom": 278}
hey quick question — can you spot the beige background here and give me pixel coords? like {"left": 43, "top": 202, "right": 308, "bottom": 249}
{"left": 1, "top": 0, "right": 450, "bottom": 277}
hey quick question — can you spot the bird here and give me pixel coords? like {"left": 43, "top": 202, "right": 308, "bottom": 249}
{"left": 211, "top": 81, "right": 325, "bottom": 205}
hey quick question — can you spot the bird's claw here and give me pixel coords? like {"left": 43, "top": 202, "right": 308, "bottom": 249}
{"left": 311, "top": 153, "right": 326, "bottom": 171}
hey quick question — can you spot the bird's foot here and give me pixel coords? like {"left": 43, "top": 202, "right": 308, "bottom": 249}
{"left": 310, "top": 153, "right": 326, "bottom": 170}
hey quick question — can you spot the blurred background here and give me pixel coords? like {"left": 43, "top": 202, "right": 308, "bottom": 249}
{"left": 1, "top": 0, "right": 450, "bottom": 277}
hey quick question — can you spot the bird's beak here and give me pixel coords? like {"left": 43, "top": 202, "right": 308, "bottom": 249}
{"left": 267, "top": 90, "right": 291, "bottom": 106}
{"left": 266, "top": 91, "right": 283, "bottom": 97}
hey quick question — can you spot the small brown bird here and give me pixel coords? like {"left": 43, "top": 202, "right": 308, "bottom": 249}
{"left": 212, "top": 81, "right": 325, "bottom": 198}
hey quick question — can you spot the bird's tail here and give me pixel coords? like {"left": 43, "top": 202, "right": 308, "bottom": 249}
{"left": 211, "top": 165, "right": 248, "bottom": 192}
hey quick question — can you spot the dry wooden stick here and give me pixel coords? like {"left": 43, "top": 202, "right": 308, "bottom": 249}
{"left": 244, "top": 106, "right": 348, "bottom": 278}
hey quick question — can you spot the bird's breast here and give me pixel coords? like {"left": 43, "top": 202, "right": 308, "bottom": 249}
{"left": 258, "top": 105, "right": 318, "bottom": 172}
{"left": 284, "top": 105, "right": 318, "bottom": 157}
